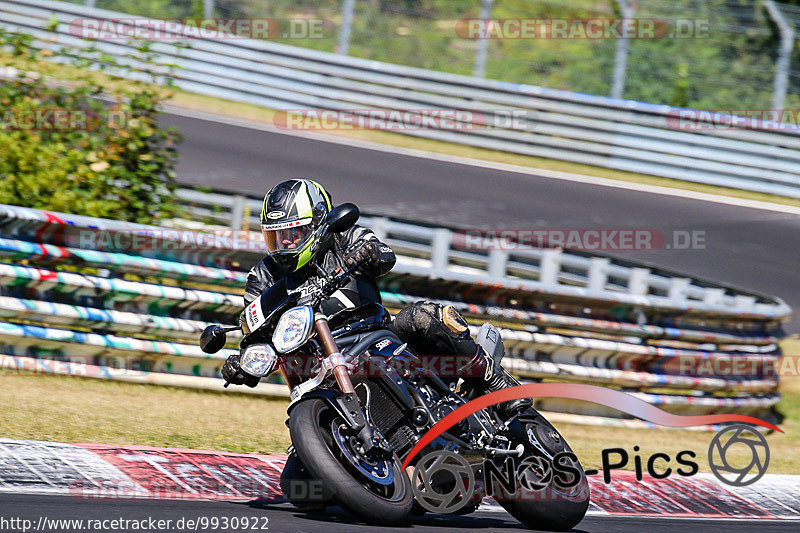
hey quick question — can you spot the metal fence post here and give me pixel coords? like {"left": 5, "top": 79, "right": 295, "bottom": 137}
{"left": 241, "top": 202, "right": 251, "bottom": 231}
{"left": 539, "top": 249, "right": 562, "bottom": 286}
{"left": 628, "top": 267, "right": 650, "bottom": 295}
{"left": 764, "top": 0, "right": 795, "bottom": 111}
{"left": 487, "top": 248, "right": 508, "bottom": 278}
{"left": 703, "top": 288, "right": 725, "bottom": 306}
{"left": 338, "top": 0, "right": 356, "bottom": 55}
{"left": 735, "top": 295, "right": 757, "bottom": 309}
{"left": 203, "top": 0, "right": 215, "bottom": 18}
{"left": 430, "top": 228, "right": 452, "bottom": 272}
{"left": 611, "top": 0, "right": 632, "bottom": 99}
{"left": 231, "top": 195, "right": 246, "bottom": 230}
{"left": 668, "top": 277, "right": 691, "bottom": 301}
{"left": 369, "top": 217, "right": 389, "bottom": 241}
{"left": 473, "top": 0, "right": 494, "bottom": 78}
{"left": 588, "top": 257, "right": 610, "bottom": 292}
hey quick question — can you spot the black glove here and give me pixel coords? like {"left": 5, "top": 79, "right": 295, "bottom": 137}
{"left": 343, "top": 238, "right": 380, "bottom": 269}
{"left": 221, "top": 354, "right": 260, "bottom": 388}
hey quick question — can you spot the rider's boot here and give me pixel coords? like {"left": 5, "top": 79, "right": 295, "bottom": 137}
{"left": 392, "top": 301, "right": 532, "bottom": 419}
{"left": 458, "top": 323, "right": 532, "bottom": 419}
{"left": 438, "top": 306, "right": 533, "bottom": 419}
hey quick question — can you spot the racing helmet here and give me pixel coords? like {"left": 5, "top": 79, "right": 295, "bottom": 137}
{"left": 260, "top": 178, "right": 333, "bottom": 272}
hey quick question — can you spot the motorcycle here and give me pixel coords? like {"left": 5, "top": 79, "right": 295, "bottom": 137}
{"left": 200, "top": 203, "right": 590, "bottom": 530}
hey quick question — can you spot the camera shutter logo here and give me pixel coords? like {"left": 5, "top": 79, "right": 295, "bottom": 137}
{"left": 708, "top": 424, "right": 769, "bottom": 487}
{"left": 411, "top": 450, "right": 475, "bottom": 513}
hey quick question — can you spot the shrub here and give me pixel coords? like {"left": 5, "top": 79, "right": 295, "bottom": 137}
{"left": 0, "top": 27, "right": 183, "bottom": 223}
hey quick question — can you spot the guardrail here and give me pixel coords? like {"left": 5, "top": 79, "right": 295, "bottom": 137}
{"left": 175, "top": 186, "right": 791, "bottom": 321}
{"left": 2, "top": 0, "right": 800, "bottom": 199}
{"left": 0, "top": 203, "right": 788, "bottom": 430}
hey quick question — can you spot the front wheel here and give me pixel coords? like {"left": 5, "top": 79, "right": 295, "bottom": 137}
{"left": 495, "top": 410, "right": 590, "bottom": 531}
{"left": 288, "top": 398, "right": 413, "bottom": 524}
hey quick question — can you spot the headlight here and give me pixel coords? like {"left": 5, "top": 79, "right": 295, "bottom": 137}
{"left": 272, "top": 305, "right": 314, "bottom": 353}
{"left": 240, "top": 343, "right": 278, "bottom": 377}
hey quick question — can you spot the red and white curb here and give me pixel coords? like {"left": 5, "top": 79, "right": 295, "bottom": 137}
{"left": 0, "top": 439, "right": 285, "bottom": 501}
{"left": 1, "top": 439, "right": 798, "bottom": 520}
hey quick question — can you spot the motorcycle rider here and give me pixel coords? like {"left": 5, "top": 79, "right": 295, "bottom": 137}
{"left": 221, "top": 178, "right": 530, "bottom": 415}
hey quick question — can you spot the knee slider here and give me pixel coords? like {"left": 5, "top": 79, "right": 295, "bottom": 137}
{"left": 441, "top": 305, "right": 469, "bottom": 336}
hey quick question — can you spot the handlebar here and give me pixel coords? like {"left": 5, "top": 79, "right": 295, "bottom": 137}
{"left": 223, "top": 257, "right": 364, "bottom": 390}
{"left": 310, "top": 258, "right": 367, "bottom": 308}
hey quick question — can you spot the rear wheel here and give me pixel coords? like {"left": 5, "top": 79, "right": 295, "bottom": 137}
{"left": 495, "top": 410, "right": 590, "bottom": 531}
{"left": 289, "top": 398, "right": 413, "bottom": 524}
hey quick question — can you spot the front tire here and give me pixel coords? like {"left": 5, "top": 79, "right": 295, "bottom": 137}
{"left": 288, "top": 398, "right": 413, "bottom": 524}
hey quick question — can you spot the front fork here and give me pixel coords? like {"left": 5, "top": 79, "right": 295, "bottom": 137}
{"left": 313, "top": 313, "right": 388, "bottom": 454}
{"left": 314, "top": 313, "right": 356, "bottom": 394}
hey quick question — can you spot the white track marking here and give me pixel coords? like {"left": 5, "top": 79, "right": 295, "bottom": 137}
{"left": 0, "top": 439, "right": 143, "bottom": 496}
{"left": 164, "top": 105, "right": 800, "bottom": 217}
{"left": 0, "top": 442, "right": 57, "bottom": 488}
{"left": 727, "top": 475, "right": 800, "bottom": 516}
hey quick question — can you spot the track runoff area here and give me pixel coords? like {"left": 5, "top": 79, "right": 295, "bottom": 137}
{"left": 4, "top": 121, "right": 800, "bottom": 529}
{"left": 0, "top": 439, "right": 797, "bottom": 532}
{"left": 4, "top": 116, "right": 800, "bottom": 529}
{"left": 3, "top": 81, "right": 799, "bottom": 531}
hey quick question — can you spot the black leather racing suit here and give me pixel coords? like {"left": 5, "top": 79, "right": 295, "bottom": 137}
{"left": 242, "top": 223, "right": 488, "bottom": 377}
{"left": 251, "top": 223, "right": 491, "bottom": 502}
{"left": 241, "top": 222, "right": 486, "bottom": 370}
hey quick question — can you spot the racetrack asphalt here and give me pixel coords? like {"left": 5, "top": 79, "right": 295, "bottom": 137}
{"left": 161, "top": 112, "right": 800, "bottom": 333}
{"left": 2, "top": 494, "right": 797, "bottom": 533}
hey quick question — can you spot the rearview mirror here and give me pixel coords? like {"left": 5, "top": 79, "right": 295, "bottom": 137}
{"left": 326, "top": 203, "right": 359, "bottom": 234}
{"left": 200, "top": 325, "right": 227, "bottom": 354}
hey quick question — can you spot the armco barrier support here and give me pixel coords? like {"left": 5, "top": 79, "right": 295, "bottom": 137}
{"left": 1, "top": 0, "right": 800, "bottom": 198}
{"left": 0, "top": 203, "right": 789, "bottom": 428}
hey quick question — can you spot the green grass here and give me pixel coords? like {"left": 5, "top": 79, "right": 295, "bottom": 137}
{"left": 2, "top": 356, "right": 797, "bottom": 473}
{"left": 0, "top": 373, "right": 290, "bottom": 454}
{"left": 556, "top": 382, "right": 799, "bottom": 475}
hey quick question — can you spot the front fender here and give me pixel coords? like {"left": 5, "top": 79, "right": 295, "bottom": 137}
{"left": 287, "top": 389, "right": 366, "bottom": 432}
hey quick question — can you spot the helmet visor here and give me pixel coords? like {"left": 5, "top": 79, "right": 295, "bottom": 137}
{"left": 262, "top": 223, "right": 313, "bottom": 254}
